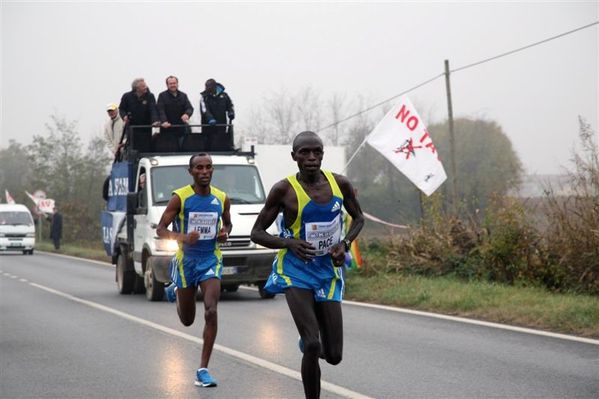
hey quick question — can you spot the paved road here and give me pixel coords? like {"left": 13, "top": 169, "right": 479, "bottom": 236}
{"left": 1, "top": 252, "right": 597, "bottom": 398}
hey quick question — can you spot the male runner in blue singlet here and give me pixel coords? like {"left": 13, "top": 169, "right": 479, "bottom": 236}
{"left": 156, "top": 153, "right": 232, "bottom": 388}
{"left": 251, "top": 131, "right": 365, "bottom": 399}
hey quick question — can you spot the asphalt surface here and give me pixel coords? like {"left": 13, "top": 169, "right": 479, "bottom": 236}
{"left": 1, "top": 252, "right": 597, "bottom": 398}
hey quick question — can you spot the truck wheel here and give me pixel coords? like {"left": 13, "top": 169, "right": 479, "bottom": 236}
{"left": 116, "top": 253, "right": 135, "bottom": 294}
{"left": 133, "top": 274, "right": 145, "bottom": 294}
{"left": 144, "top": 264, "right": 164, "bottom": 302}
{"left": 258, "top": 281, "right": 275, "bottom": 299}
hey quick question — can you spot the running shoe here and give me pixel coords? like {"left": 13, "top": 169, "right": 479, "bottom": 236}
{"left": 164, "top": 283, "right": 177, "bottom": 303}
{"left": 195, "top": 368, "right": 217, "bottom": 387}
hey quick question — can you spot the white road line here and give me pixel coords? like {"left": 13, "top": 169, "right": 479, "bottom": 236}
{"left": 239, "top": 286, "right": 599, "bottom": 345}
{"left": 28, "top": 281, "right": 373, "bottom": 399}
{"left": 343, "top": 300, "right": 599, "bottom": 346}
{"left": 19, "top": 278, "right": 28, "bottom": 282}
{"left": 36, "top": 254, "right": 599, "bottom": 345}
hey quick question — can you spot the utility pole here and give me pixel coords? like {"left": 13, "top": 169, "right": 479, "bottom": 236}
{"left": 444, "top": 59, "right": 458, "bottom": 214}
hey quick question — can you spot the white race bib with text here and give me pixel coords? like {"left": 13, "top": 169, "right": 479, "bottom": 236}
{"left": 188, "top": 212, "right": 218, "bottom": 240}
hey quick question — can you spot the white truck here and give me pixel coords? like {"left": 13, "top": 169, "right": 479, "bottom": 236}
{"left": 102, "top": 140, "right": 279, "bottom": 301}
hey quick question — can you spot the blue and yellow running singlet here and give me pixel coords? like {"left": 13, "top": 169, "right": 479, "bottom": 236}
{"left": 169, "top": 185, "right": 226, "bottom": 288}
{"left": 264, "top": 170, "right": 345, "bottom": 302}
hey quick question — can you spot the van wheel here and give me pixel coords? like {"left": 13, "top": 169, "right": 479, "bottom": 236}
{"left": 29, "top": 249, "right": 34, "bottom": 255}
{"left": 144, "top": 265, "right": 164, "bottom": 302}
{"left": 258, "top": 281, "right": 275, "bottom": 299}
{"left": 116, "top": 253, "right": 135, "bottom": 294}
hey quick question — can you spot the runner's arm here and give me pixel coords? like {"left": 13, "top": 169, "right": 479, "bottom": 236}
{"left": 217, "top": 196, "right": 233, "bottom": 242}
{"left": 156, "top": 194, "right": 199, "bottom": 245}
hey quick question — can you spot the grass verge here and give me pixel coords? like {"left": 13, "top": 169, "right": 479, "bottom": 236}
{"left": 37, "top": 240, "right": 111, "bottom": 263}
{"left": 345, "top": 272, "right": 599, "bottom": 338}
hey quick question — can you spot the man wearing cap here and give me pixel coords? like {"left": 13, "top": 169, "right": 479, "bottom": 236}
{"left": 104, "top": 103, "right": 125, "bottom": 159}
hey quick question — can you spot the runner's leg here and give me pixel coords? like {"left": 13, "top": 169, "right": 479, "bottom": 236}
{"left": 199, "top": 278, "right": 221, "bottom": 368}
{"left": 315, "top": 301, "right": 343, "bottom": 365}
{"left": 285, "top": 287, "right": 321, "bottom": 399}
{"left": 176, "top": 286, "right": 197, "bottom": 326}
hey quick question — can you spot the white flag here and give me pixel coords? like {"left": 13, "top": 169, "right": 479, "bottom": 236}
{"left": 366, "top": 96, "right": 447, "bottom": 196}
{"left": 25, "top": 191, "right": 55, "bottom": 214}
{"left": 5, "top": 190, "right": 15, "bottom": 204}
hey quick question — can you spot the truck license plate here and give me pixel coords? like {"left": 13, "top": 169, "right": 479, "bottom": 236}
{"left": 222, "top": 266, "right": 237, "bottom": 275}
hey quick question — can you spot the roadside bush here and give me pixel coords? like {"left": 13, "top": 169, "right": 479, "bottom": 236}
{"left": 358, "top": 117, "right": 598, "bottom": 295}
{"left": 478, "top": 196, "right": 543, "bottom": 285}
{"left": 542, "top": 117, "right": 599, "bottom": 294}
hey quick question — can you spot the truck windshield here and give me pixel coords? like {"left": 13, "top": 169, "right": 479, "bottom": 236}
{"left": 0, "top": 211, "right": 34, "bottom": 226}
{"left": 151, "top": 165, "right": 266, "bottom": 205}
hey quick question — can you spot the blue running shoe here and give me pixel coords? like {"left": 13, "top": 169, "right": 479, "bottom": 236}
{"left": 195, "top": 368, "right": 217, "bottom": 387}
{"left": 298, "top": 336, "right": 304, "bottom": 353}
{"left": 165, "top": 283, "right": 177, "bottom": 303}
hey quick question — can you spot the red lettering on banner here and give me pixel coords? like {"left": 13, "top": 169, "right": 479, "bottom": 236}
{"left": 419, "top": 130, "right": 441, "bottom": 160}
{"left": 394, "top": 104, "right": 419, "bottom": 131}
{"left": 393, "top": 138, "right": 422, "bottom": 160}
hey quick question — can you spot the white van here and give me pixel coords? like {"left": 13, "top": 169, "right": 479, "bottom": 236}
{"left": 0, "top": 204, "right": 36, "bottom": 255}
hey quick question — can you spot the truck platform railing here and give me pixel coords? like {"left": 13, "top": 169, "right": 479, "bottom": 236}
{"left": 119, "top": 123, "right": 249, "bottom": 162}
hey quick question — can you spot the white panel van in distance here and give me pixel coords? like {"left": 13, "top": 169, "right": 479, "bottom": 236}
{"left": 0, "top": 203, "right": 36, "bottom": 255}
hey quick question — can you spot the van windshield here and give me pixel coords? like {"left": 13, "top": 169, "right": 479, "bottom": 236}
{"left": 0, "top": 211, "right": 34, "bottom": 226}
{"left": 151, "top": 165, "right": 266, "bottom": 205}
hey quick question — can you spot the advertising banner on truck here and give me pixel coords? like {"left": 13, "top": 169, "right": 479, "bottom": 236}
{"left": 107, "top": 161, "right": 135, "bottom": 211}
{"left": 101, "top": 211, "right": 126, "bottom": 256}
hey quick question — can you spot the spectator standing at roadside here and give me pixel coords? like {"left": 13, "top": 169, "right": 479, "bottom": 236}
{"left": 49, "top": 207, "right": 63, "bottom": 250}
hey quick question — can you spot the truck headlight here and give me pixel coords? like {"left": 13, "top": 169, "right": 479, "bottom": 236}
{"left": 155, "top": 239, "right": 179, "bottom": 252}
{"left": 26, "top": 233, "right": 35, "bottom": 237}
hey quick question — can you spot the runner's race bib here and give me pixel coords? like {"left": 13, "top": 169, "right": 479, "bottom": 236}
{"left": 188, "top": 212, "right": 218, "bottom": 240}
{"left": 305, "top": 216, "right": 341, "bottom": 256}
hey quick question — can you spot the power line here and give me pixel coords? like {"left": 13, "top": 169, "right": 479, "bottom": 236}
{"left": 317, "top": 21, "right": 599, "bottom": 134}
{"left": 317, "top": 72, "right": 445, "bottom": 133}
{"left": 451, "top": 21, "right": 599, "bottom": 73}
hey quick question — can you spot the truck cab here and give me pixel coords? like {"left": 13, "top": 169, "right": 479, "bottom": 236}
{"left": 102, "top": 136, "right": 278, "bottom": 301}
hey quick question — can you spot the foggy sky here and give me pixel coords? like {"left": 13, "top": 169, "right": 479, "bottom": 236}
{"left": 1, "top": 1, "right": 597, "bottom": 175}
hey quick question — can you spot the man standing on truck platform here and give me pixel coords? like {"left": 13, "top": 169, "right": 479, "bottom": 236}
{"left": 118, "top": 78, "right": 160, "bottom": 153}
{"left": 200, "top": 78, "right": 235, "bottom": 151}
{"left": 156, "top": 153, "right": 232, "bottom": 388}
{"left": 156, "top": 75, "right": 194, "bottom": 151}
{"left": 250, "top": 131, "right": 365, "bottom": 399}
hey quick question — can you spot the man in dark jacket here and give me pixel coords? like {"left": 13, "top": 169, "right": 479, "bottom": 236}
{"left": 119, "top": 78, "right": 160, "bottom": 152}
{"left": 200, "top": 79, "right": 235, "bottom": 151}
{"left": 157, "top": 75, "right": 194, "bottom": 150}
{"left": 49, "top": 207, "right": 63, "bottom": 250}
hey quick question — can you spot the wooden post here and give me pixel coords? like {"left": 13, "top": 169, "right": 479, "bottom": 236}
{"left": 444, "top": 59, "right": 458, "bottom": 214}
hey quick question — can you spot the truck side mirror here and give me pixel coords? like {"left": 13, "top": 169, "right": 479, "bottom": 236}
{"left": 126, "top": 193, "right": 138, "bottom": 216}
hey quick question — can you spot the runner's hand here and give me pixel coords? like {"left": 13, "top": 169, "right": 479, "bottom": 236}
{"left": 329, "top": 243, "right": 345, "bottom": 267}
{"left": 285, "top": 238, "right": 316, "bottom": 262}
{"left": 184, "top": 231, "right": 200, "bottom": 245}
{"left": 217, "top": 228, "right": 229, "bottom": 243}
